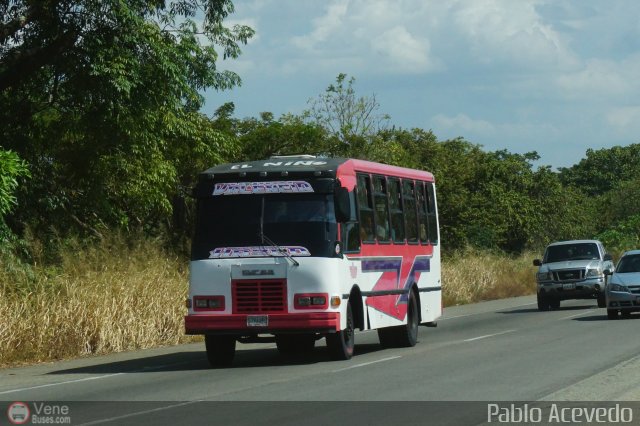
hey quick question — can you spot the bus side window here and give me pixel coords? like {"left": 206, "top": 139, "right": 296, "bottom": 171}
{"left": 373, "top": 176, "right": 390, "bottom": 242}
{"left": 388, "top": 177, "right": 404, "bottom": 243}
{"left": 417, "top": 182, "right": 428, "bottom": 244}
{"left": 357, "top": 174, "right": 375, "bottom": 243}
{"left": 403, "top": 180, "right": 418, "bottom": 243}
{"left": 342, "top": 190, "right": 361, "bottom": 253}
{"left": 426, "top": 182, "right": 439, "bottom": 245}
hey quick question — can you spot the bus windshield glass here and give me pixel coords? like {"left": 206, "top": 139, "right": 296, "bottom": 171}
{"left": 191, "top": 193, "right": 337, "bottom": 260}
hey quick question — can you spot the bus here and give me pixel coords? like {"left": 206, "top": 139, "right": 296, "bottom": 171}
{"left": 185, "top": 155, "right": 442, "bottom": 366}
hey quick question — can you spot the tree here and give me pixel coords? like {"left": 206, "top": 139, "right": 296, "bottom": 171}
{"left": 0, "top": 150, "right": 29, "bottom": 236}
{"left": 305, "top": 73, "right": 390, "bottom": 146}
{"left": 559, "top": 144, "right": 640, "bottom": 196}
{"left": 0, "top": 0, "right": 253, "bottom": 234}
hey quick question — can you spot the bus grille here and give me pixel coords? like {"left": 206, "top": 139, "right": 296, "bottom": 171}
{"left": 232, "top": 279, "right": 287, "bottom": 314}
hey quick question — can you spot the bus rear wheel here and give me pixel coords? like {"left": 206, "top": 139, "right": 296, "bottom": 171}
{"left": 326, "top": 303, "right": 354, "bottom": 360}
{"left": 205, "top": 335, "right": 236, "bottom": 367}
{"left": 378, "top": 291, "right": 419, "bottom": 348}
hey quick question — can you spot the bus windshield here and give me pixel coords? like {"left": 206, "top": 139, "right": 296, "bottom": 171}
{"left": 191, "top": 193, "right": 338, "bottom": 260}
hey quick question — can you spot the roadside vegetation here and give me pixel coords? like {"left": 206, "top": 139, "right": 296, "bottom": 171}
{"left": 2, "top": 1, "right": 640, "bottom": 367}
{"left": 0, "top": 235, "right": 536, "bottom": 367}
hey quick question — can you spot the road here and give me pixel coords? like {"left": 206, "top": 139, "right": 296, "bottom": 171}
{"left": 2, "top": 295, "right": 640, "bottom": 425}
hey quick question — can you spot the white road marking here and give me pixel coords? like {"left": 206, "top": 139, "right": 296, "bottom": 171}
{"left": 560, "top": 309, "right": 597, "bottom": 320}
{"left": 77, "top": 401, "right": 202, "bottom": 426}
{"left": 0, "top": 373, "right": 125, "bottom": 395}
{"left": 332, "top": 356, "right": 401, "bottom": 373}
{"left": 441, "top": 302, "right": 537, "bottom": 321}
{"left": 0, "top": 361, "right": 193, "bottom": 395}
{"left": 463, "top": 329, "right": 516, "bottom": 342}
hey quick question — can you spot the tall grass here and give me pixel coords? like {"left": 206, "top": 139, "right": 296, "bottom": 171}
{"left": 1, "top": 237, "right": 537, "bottom": 367}
{"left": 442, "top": 248, "right": 537, "bottom": 306}
{"left": 0, "top": 234, "right": 196, "bottom": 367}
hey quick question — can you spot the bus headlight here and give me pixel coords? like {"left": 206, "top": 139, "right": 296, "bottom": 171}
{"left": 295, "top": 293, "right": 328, "bottom": 309}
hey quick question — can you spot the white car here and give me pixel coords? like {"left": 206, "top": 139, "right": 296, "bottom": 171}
{"left": 605, "top": 249, "right": 640, "bottom": 319}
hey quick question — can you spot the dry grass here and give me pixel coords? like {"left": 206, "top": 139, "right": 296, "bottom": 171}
{"left": 1, "top": 236, "right": 538, "bottom": 367}
{"left": 0, "top": 235, "right": 197, "bottom": 367}
{"left": 442, "top": 249, "right": 538, "bottom": 306}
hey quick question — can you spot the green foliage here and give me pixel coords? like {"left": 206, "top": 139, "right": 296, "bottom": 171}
{"left": 0, "top": 150, "right": 29, "bottom": 217}
{"left": 0, "top": 150, "right": 29, "bottom": 243}
{"left": 596, "top": 215, "right": 640, "bottom": 255}
{"left": 0, "top": 0, "right": 253, "bottom": 235}
{"left": 559, "top": 144, "right": 640, "bottom": 196}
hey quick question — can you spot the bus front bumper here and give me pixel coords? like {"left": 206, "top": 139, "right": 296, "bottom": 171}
{"left": 185, "top": 312, "right": 340, "bottom": 335}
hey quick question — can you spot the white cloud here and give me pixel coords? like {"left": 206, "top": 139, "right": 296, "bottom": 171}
{"left": 432, "top": 113, "right": 495, "bottom": 136}
{"left": 606, "top": 106, "right": 640, "bottom": 135}
{"left": 371, "top": 26, "right": 441, "bottom": 73}
{"left": 291, "top": 1, "right": 349, "bottom": 50}
{"left": 430, "top": 113, "right": 561, "bottom": 152}
{"left": 556, "top": 56, "right": 640, "bottom": 98}
{"left": 451, "top": 0, "right": 578, "bottom": 69}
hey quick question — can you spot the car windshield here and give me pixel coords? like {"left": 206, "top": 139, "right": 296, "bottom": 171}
{"left": 545, "top": 243, "right": 599, "bottom": 263}
{"left": 616, "top": 254, "right": 640, "bottom": 273}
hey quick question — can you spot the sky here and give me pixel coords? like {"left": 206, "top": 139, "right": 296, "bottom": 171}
{"left": 205, "top": 0, "right": 640, "bottom": 169}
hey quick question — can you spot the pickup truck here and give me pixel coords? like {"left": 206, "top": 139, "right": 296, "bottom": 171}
{"left": 533, "top": 239, "right": 614, "bottom": 311}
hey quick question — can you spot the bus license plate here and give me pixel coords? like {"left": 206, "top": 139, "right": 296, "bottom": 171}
{"left": 562, "top": 283, "right": 575, "bottom": 290}
{"left": 247, "top": 315, "right": 268, "bottom": 327}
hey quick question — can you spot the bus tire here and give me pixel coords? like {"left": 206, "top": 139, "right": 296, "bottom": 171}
{"left": 326, "top": 302, "right": 354, "bottom": 360}
{"left": 205, "top": 335, "right": 236, "bottom": 367}
{"left": 396, "top": 291, "right": 419, "bottom": 347}
{"left": 378, "top": 291, "right": 419, "bottom": 348}
{"left": 276, "top": 334, "right": 315, "bottom": 355}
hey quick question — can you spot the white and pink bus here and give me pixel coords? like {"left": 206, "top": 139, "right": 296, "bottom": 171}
{"left": 185, "top": 155, "right": 441, "bottom": 366}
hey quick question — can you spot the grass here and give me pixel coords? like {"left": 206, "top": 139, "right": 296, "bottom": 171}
{"left": 442, "top": 248, "right": 537, "bottom": 306}
{"left": 0, "top": 236, "right": 537, "bottom": 367}
{"left": 0, "top": 234, "right": 197, "bottom": 367}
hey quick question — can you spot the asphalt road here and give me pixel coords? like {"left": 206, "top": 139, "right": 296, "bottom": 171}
{"left": 2, "top": 295, "right": 640, "bottom": 425}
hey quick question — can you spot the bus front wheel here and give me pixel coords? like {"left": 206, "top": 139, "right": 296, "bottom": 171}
{"left": 326, "top": 303, "right": 354, "bottom": 360}
{"left": 205, "top": 335, "right": 236, "bottom": 367}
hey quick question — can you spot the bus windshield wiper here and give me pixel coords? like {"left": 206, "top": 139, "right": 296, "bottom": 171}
{"left": 258, "top": 196, "right": 299, "bottom": 266}
{"left": 258, "top": 232, "right": 300, "bottom": 267}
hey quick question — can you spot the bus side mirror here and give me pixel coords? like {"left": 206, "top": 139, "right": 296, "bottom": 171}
{"left": 334, "top": 187, "right": 351, "bottom": 223}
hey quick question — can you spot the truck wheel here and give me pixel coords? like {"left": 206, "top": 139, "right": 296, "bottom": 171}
{"left": 549, "top": 298, "right": 561, "bottom": 310}
{"left": 537, "top": 293, "right": 550, "bottom": 311}
{"left": 607, "top": 309, "right": 618, "bottom": 320}
{"left": 327, "top": 303, "right": 354, "bottom": 360}
{"left": 205, "top": 335, "right": 236, "bottom": 367}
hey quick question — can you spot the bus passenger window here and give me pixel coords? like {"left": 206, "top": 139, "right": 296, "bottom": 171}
{"left": 388, "top": 178, "right": 404, "bottom": 243}
{"left": 417, "top": 182, "right": 428, "bottom": 244}
{"left": 426, "top": 182, "right": 439, "bottom": 245}
{"left": 357, "top": 174, "right": 375, "bottom": 243}
{"left": 403, "top": 180, "right": 418, "bottom": 243}
{"left": 373, "top": 176, "right": 390, "bottom": 242}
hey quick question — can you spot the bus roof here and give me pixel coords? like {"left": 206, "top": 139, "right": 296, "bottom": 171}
{"left": 200, "top": 156, "right": 434, "bottom": 182}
